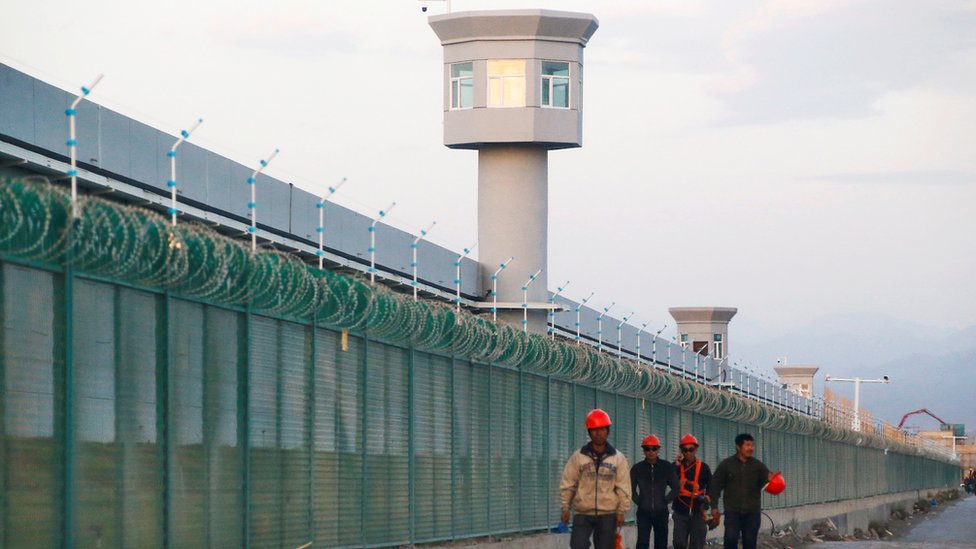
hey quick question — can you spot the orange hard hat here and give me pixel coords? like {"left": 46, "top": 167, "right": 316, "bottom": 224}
{"left": 764, "top": 472, "right": 786, "bottom": 495}
{"left": 642, "top": 434, "right": 662, "bottom": 447}
{"left": 585, "top": 409, "right": 612, "bottom": 429}
{"left": 679, "top": 434, "right": 699, "bottom": 447}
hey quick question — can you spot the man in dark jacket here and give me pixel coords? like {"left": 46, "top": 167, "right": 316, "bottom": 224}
{"left": 672, "top": 434, "right": 712, "bottom": 549}
{"left": 631, "top": 434, "right": 679, "bottom": 549}
{"left": 708, "top": 433, "right": 773, "bottom": 549}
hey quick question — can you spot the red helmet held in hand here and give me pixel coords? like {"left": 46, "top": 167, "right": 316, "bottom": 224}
{"left": 585, "top": 409, "right": 612, "bottom": 429}
{"left": 764, "top": 472, "right": 786, "bottom": 495}
{"left": 642, "top": 434, "right": 661, "bottom": 447}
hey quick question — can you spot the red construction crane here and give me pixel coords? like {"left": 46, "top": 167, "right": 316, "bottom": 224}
{"left": 896, "top": 408, "right": 948, "bottom": 431}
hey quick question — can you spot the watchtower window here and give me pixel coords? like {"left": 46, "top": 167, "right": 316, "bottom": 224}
{"left": 450, "top": 62, "right": 473, "bottom": 110}
{"left": 541, "top": 61, "right": 570, "bottom": 108}
{"left": 487, "top": 59, "right": 526, "bottom": 107}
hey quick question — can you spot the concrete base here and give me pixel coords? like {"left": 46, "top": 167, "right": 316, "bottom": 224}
{"left": 437, "top": 488, "right": 943, "bottom": 548}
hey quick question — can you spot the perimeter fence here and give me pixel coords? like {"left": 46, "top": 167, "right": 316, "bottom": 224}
{"left": 0, "top": 178, "right": 958, "bottom": 548}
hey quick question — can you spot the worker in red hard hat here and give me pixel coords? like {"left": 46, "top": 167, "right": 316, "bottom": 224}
{"left": 672, "top": 433, "right": 713, "bottom": 549}
{"left": 630, "top": 434, "right": 679, "bottom": 549}
{"left": 708, "top": 433, "right": 776, "bottom": 549}
{"left": 560, "top": 409, "right": 631, "bottom": 549}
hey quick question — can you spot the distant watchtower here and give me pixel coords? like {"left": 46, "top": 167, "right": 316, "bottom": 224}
{"left": 668, "top": 307, "right": 738, "bottom": 359}
{"left": 429, "top": 10, "right": 599, "bottom": 332}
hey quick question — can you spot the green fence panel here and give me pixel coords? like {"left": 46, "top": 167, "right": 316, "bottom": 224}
{"left": 412, "top": 351, "right": 453, "bottom": 542}
{"left": 204, "top": 306, "right": 244, "bottom": 548}
{"left": 72, "top": 280, "right": 121, "bottom": 548}
{"left": 363, "top": 341, "right": 410, "bottom": 545}
{"left": 312, "top": 327, "right": 339, "bottom": 548}
{"left": 169, "top": 299, "right": 207, "bottom": 547}
{"left": 452, "top": 359, "right": 491, "bottom": 537}
{"left": 248, "top": 315, "right": 284, "bottom": 547}
{"left": 489, "top": 366, "right": 520, "bottom": 533}
{"left": 0, "top": 264, "right": 62, "bottom": 548}
{"left": 334, "top": 332, "right": 364, "bottom": 547}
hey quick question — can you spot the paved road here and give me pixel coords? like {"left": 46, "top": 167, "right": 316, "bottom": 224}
{"left": 808, "top": 494, "right": 976, "bottom": 548}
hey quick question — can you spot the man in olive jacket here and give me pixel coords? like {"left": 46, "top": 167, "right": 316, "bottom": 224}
{"left": 630, "top": 434, "right": 679, "bottom": 549}
{"left": 560, "top": 409, "right": 631, "bottom": 549}
{"left": 708, "top": 433, "right": 773, "bottom": 549}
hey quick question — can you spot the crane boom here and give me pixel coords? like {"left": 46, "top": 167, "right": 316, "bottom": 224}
{"left": 896, "top": 408, "right": 948, "bottom": 431}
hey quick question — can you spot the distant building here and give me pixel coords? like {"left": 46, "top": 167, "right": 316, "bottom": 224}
{"left": 957, "top": 443, "right": 976, "bottom": 470}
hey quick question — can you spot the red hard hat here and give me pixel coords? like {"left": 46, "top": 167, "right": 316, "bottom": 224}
{"left": 764, "top": 472, "right": 786, "bottom": 495}
{"left": 585, "top": 409, "right": 612, "bottom": 429}
{"left": 679, "top": 434, "right": 699, "bottom": 447}
{"left": 642, "top": 434, "right": 661, "bottom": 447}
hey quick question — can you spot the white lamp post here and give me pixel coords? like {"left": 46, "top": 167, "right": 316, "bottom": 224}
{"left": 317, "top": 177, "right": 347, "bottom": 269}
{"left": 66, "top": 73, "right": 104, "bottom": 219}
{"left": 575, "top": 292, "right": 594, "bottom": 344}
{"left": 490, "top": 256, "right": 515, "bottom": 322}
{"left": 521, "top": 268, "right": 543, "bottom": 332}
{"left": 824, "top": 374, "right": 891, "bottom": 432}
{"left": 368, "top": 202, "right": 397, "bottom": 284}
{"left": 167, "top": 117, "right": 203, "bottom": 226}
{"left": 636, "top": 321, "right": 649, "bottom": 365}
{"left": 454, "top": 241, "right": 477, "bottom": 311}
{"left": 411, "top": 221, "right": 437, "bottom": 301}
{"left": 247, "top": 148, "right": 280, "bottom": 251}
{"left": 616, "top": 311, "right": 634, "bottom": 358}
{"left": 650, "top": 325, "right": 667, "bottom": 368}
{"left": 597, "top": 302, "right": 615, "bottom": 353}
{"left": 549, "top": 280, "right": 570, "bottom": 339}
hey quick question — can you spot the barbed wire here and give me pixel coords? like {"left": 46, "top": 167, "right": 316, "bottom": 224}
{"left": 0, "top": 176, "right": 953, "bottom": 463}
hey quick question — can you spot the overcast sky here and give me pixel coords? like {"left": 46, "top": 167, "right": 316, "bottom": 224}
{"left": 2, "top": 1, "right": 975, "bottom": 396}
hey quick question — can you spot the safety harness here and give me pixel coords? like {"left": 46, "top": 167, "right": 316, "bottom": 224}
{"left": 677, "top": 459, "right": 703, "bottom": 512}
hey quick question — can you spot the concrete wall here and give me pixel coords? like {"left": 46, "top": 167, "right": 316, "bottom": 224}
{"left": 442, "top": 487, "right": 945, "bottom": 548}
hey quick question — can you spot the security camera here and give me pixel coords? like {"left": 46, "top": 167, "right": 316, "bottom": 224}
{"left": 421, "top": 5, "right": 428, "bottom": 11}
{"left": 882, "top": 375, "right": 890, "bottom": 382}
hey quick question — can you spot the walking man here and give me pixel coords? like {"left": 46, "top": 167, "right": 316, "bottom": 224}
{"left": 631, "top": 434, "right": 679, "bottom": 549}
{"left": 560, "top": 408, "right": 631, "bottom": 549}
{"left": 708, "top": 433, "right": 774, "bottom": 549}
{"left": 672, "top": 434, "right": 712, "bottom": 549}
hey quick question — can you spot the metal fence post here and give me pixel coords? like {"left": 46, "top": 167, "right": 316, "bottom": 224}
{"left": 62, "top": 264, "right": 75, "bottom": 549}
{"left": 239, "top": 306, "right": 252, "bottom": 549}
{"left": 408, "top": 349, "right": 416, "bottom": 541}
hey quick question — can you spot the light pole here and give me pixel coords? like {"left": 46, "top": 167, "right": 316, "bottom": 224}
{"left": 521, "top": 268, "right": 543, "bottom": 332}
{"left": 368, "top": 202, "right": 397, "bottom": 284}
{"left": 597, "top": 302, "right": 615, "bottom": 353}
{"left": 66, "top": 73, "right": 104, "bottom": 219}
{"left": 549, "top": 280, "right": 570, "bottom": 340}
{"left": 247, "top": 148, "right": 280, "bottom": 251}
{"left": 490, "top": 256, "right": 515, "bottom": 322}
{"left": 824, "top": 374, "right": 891, "bottom": 432}
{"left": 454, "top": 241, "right": 477, "bottom": 311}
{"left": 941, "top": 435, "right": 966, "bottom": 459}
{"left": 616, "top": 311, "right": 634, "bottom": 358}
{"left": 575, "top": 292, "right": 594, "bottom": 344}
{"left": 411, "top": 221, "right": 437, "bottom": 300}
{"left": 317, "top": 177, "right": 347, "bottom": 269}
{"left": 167, "top": 117, "right": 204, "bottom": 226}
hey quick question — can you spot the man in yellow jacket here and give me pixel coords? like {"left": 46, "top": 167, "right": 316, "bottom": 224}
{"left": 560, "top": 409, "right": 632, "bottom": 549}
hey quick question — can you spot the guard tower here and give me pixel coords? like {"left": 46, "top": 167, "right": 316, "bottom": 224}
{"left": 668, "top": 307, "right": 738, "bottom": 359}
{"left": 773, "top": 365, "right": 819, "bottom": 397}
{"left": 429, "top": 10, "right": 599, "bottom": 332}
